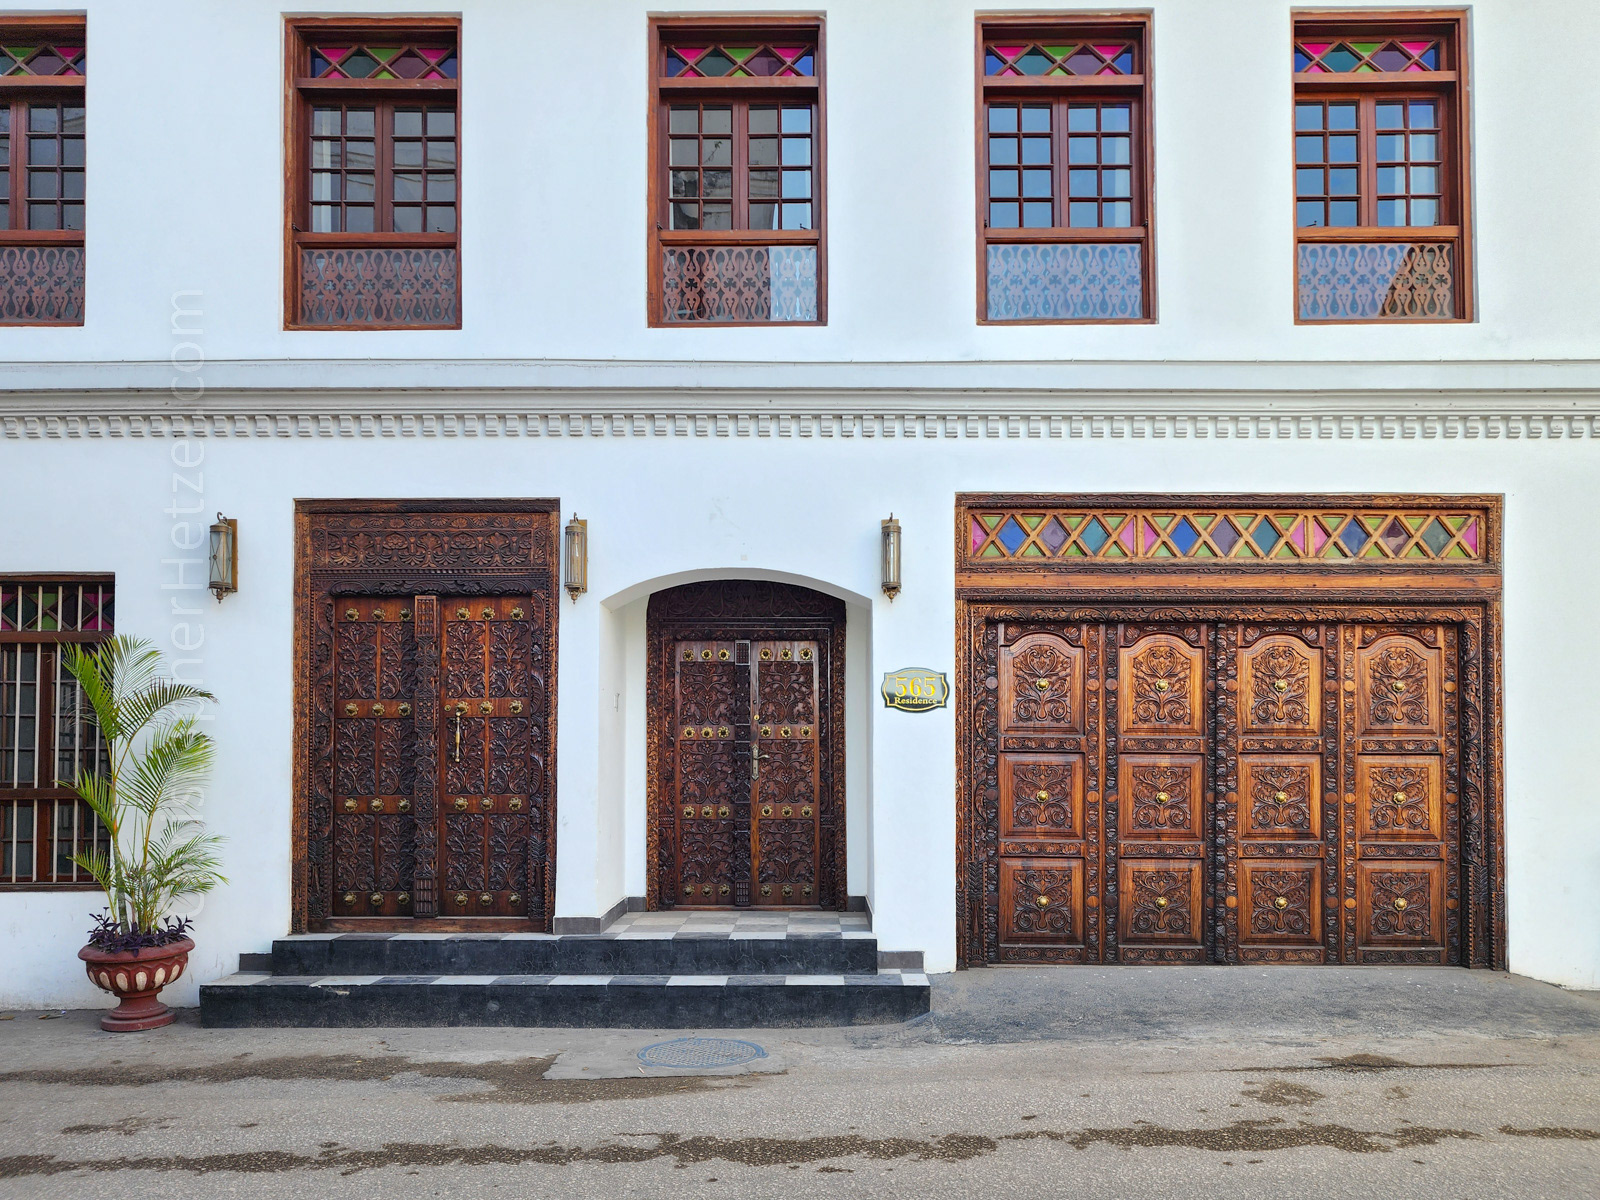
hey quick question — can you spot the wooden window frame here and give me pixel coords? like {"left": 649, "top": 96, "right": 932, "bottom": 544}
{"left": 1, "top": 575, "right": 113, "bottom": 890}
{"left": 646, "top": 14, "right": 828, "bottom": 327}
{"left": 0, "top": 15, "right": 86, "bottom": 327}
{"left": 975, "top": 14, "right": 1156, "bottom": 325}
{"left": 1291, "top": 9, "right": 1473, "bottom": 324}
{"left": 283, "top": 16, "right": 462, "bottom": 331}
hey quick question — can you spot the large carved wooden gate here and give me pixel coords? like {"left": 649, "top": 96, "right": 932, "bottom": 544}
{"left": 647, "top": 581, "right": 846, "bottom": 910}
{"left": 958, "top": 495, "right": 1504, "bottom": 968}
{"left": 295, "top": 501, "right": 559, "bottom": 932}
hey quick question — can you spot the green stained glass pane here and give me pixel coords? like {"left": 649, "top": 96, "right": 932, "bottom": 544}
{"left": 1362, "top": 514, "right": 1385, "bottom": 533}
{"left": 1404, "top": 543, "right": 1428, "bottom": 559}
{"left": 374, "top": 69, "right": 396, "bottom": 79}
{"left": 1194, "top": 543, "right": 1217, "bottom": 558}
{"left": 5, "top": 47, "right": 39, "bottom": 59}
{"left": 1236, "top": 542, "right": 1258, "bottom": 559}
{"left": 1020, "top": 513, "right": 1045, "bottom": 531}
{"left": 1022, "top": 543, "right": 1046, "bottom": 558}
{"left": 1047, "top": 65, "right": 1068, "bottom": 75}
{"left": 370, "top": 47, "right": 401, "bottom": 62}
{"left": 1360, "top": 541, "right": 1386, "bottom": 558}
{"left": 1445, "top": 544, "right": 1469, "bottom": 559}
{"left": 981, "top": 513, "right": 1004, "bottom": 531}
{"left": 1153, "top": 513, "right": 1174, "bottom": 530}
{"left": 1043, "top": 46, "right": 1075, "bottom": 57}
{"left": 1065, "top": 544, "right": 1087, "bottom": 557}
{"left": 980, "top": 543, "right": 1006, "bottom": 558}
{"left": 1152, "top": 543, "right": 1174, "bottom": 558}
{"left": 1355, "top": 63, "right": 1377, "bottom": 73}
{"left": 726, "top": 47, "right": 756, "bottom": 61}
{"left": 1104, "top": 542, "right": 1127, "bottom": 558}
{"left": 1446, "top": 515, "right": 1469, "bottom": 531}
{"left": 1272, "top": 513, "right": 1296, "bottom": 533}
{"left": 1233, "top": 513, "right": 1256, "bottom": 526}
{"left": 1064, "top": 514, "right": 1086, "bottom": 531}
{"left": 1351, "top": 42, "right": 1381, "bottom": 54}
{"left": 1273, "top": 541, "right": 1297, "bottom": 559}
{"left": 1403, "top": 514, "right": 1428, "bottom": 533}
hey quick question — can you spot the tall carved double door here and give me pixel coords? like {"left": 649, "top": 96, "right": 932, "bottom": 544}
{"left": 980, "top": 616, "right": 1462, "bottom": 964}
{"left": 327, "top": 593, "right": 550, "bottom": 924}
{"left": 647, "top": 581, "right": 847, "bottom": 911}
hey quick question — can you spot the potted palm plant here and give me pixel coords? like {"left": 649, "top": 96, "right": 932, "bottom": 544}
{"left": 65, "top": 636, "right": 224, "bottom": 1032}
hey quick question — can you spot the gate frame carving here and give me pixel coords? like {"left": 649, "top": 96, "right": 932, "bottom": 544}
{"left": 293, "top": 499, "right": 561, "bottom": 933}
{"left": 956, "top": 493, "right": 1505, "bottom": 970}
{"left": 645, "top": 580, "right": 848, "bottom": 911}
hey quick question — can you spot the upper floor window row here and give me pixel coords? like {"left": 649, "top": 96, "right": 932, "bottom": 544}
{"left": 0, "top": 11, "right": 1473, "bottom": 331}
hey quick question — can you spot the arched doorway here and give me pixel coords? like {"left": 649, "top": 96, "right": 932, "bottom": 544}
{"left": 645, "top": 580, "right": 846, "bottom": 910}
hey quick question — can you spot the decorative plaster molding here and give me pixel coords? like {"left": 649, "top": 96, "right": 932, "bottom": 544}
{"left": 2, "top": 392, "right": 1598, "bottom": 441}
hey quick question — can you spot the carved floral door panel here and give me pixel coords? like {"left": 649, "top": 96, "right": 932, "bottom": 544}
{"left": 330, "top": 597, "right": 419, "bottom": 919}
{"left": 435, "top": 596, "right": 546, "bottom": 920}
{"left": 975, "top": 612, "right": 1465, "bottom": 966}
{"left": 752, "top": 640, "right": 822, "bottom": 906}
{"left": 671, "top": 639, "right": 751, "bottom": 906}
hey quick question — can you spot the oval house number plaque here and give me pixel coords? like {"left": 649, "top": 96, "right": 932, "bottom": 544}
{"left": 882, "top": 668, "right": 950, "bottom": 712}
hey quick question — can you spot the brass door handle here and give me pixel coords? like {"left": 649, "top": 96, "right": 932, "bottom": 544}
{"left": 751, "top": 744, "right": 770, "bottom": 778}
{"left": 452, "top": 702, "right": 467, "bottom": 762}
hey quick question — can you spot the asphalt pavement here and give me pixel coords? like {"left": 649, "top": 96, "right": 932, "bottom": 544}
{"left": 1, "top": 967, "right": 1597, "bottom": 1199}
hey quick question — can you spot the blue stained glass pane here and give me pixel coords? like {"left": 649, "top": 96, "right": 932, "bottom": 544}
{"left": 1250, "top": 520, "right": 1280, "bottom": 554}
{"left": 794, "top": 53, "right": 813, "bottom": 75}
{"left": 997, "top": 517, "right": 1028, "bottom": 554}
{"left": 1421, "top": 518, "right": 1452, "bottom": 555}
{"left": 1079, "top": 517, "right": 1111, "bottom": 554}
{"left": 1338, "top": 521, "right": 1369, "bottom": 555}
{"left": 666, "top": 51, "right": 686, "bottom": 75}
{"left": 1294, "top": 49, "right": 1312, "bottom": 71}
{"left": 1169, "top": 517, "right": 1200, "bottom": 555}
{"left": 1113, "top": 50, "right": 1133, "bottom": 72}
{"left": 985, "top": 50, "right": 1005, "bottom": 75}
{"left": 1419, "top": 46, "right": 1439, "bottom": 69}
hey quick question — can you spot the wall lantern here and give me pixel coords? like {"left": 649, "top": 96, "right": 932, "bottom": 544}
{"left": 208, "top": 513, "right": 238, "bottom": 602}
{"left": 564, "top": 514, "right": 588, "bottom": 602}
{"left": 881, "top": 515, "right": 902, "bottom": 600}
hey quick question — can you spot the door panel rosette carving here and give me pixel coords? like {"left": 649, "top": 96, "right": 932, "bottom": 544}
{"left": 1120, "top": 754, "right": 1203, "bottom": 840}
{"left": 1239, "top": 634, "right": 1322, "bottom": 735}
{"left": 754, "top": 641, "right": 817, "bottom": 727}
{"left": 755, "top": 738, "right": 819, "bottom": 904}
{"left": 1357, "top": 861, "right": 1444, "bottom": 952}
{"left": 1118, "top": 630, "right": 1205, "bottom": 738}
{"left": 1240, "top": 863, "right": 1322, "bottom": 949}
{"left": 1238, "top": 755, "right": 1322, "bottom": 840}
{"left": 675, "top": 734, "right": 741, "bottom": 905}
{"left": 999, "top": 631, "right": 1085, "bottom": 736}
{"left": 1356, "top": 755, "right": 1443, "bottom": 841}
{"left": 999, "top": 753, "right": 1085, "bottom": 840}
{"left": 1357, "top": 632, "right": 1442, "bottom": 737}
{"left": 1117, "top": 859, "right": 1203, "bottom": 947}
{"left": 1000, "top": 858, "right": 1085, "bottom": 947}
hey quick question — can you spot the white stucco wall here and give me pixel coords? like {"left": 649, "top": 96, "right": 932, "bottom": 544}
{"left": 2, "top": 0, "right": 1598, "bottom": 1004}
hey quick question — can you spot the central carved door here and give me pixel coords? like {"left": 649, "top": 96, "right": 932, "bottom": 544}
{"left": 647, "top": 581, "right": 846, "bottom": 910}
{"left": 977, "top": 613, "right": 1461, "bottom": 964}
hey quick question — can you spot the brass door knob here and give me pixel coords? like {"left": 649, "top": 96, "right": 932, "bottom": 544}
{"left": 1274, "top": 896, "right": 1289, "bottom": 910}
{"left": 801, "top": 805, "right": 812, "bottom": 818}
{"left": 1035, "top": 894, "right": 1050, "bottom": 907}
{"left": 454, "top": 797, "right": 469, "bottom": 811}
{"left": 509, "top": 798, "right": 523, "bottom": 811}
{"left": 344, "top": 703, "right": 359, "bottom": 717}
{"left": 397, "top": 893, "right": 410, "bottom": 905}
{"left": 761, "top": 884, "right": 772, "bottom": 896}
{"left": 399, "top": 608, "right": 412, "bottom": 620}
{"left": 702, "top": 805, "right": 714, "bottom": 817}
{"left": 479, "top": 797, "right": 493, "bottom": 810}
{"left": 509, "top": 700, "right": 523, "bottom": 714}
{"left": 683, "top": 806, "right": 694, "bottom": 818}
{"left": 345, "top": 609, "right": 359, "bottom": 621}
{"left": 1273, "top": 679, "right": 1289, "bottom": 692}
{"left": 1035, "top": 789, "right": 1050, "bottom": 803}
{"left": 456, "top": 608, "right": 469, "bottom": 619}
{"left": 1393, "top": 897, "right": 1408, "bottom": 911}
{"left": 1155, "top": 791, "right": 1170, "bottom": 804}
{"left": 1035, "top": 678, "right": 1050, "bottom": 691}
{"left": 342, "top": 892, "right": 356, "bottom": 906}
{"left": 781, "top": 884, "right": 793, "bottom": 896}
{"left": 1154, "top": 896, "right": 1169, "bottom": 909}
{"left": 800, "top": 726, "right": 811, "bottom": 737}
{"left": 398, "top": 703, "right": 412, "bottom": 717}
{"left": 1154, "top": 679, "right": 1169, "bottom": 692}
{"left": 781, "top": 806, "right": 793, "bottom": 817}
{"left": 509, "top": 893, "right": 520, "bottom": 905}
{"left": 479, "top": 701, "right": 492, "bottom": 715}
{"left": 717, "top": 805, "right": 729, "bottom": 818}
{"left": 511, "top": 607, "right": 524, "bottom": 619}
{"left": 761, "top": 805, "right": 773, "bottom": 817}
{"left": 482, "top": 607, "right": 494, "bottom": 619}
{"left": 1275, "top": 790, "right": 1289, "bottom": 803}
{"left": 398, "top": 798, "right": 411, "bottom": 812}
{"left": 372, "top": 702, "right": 385, "bottom": 716}
{"left": 760, "top": 726, "right": 773, "bottom": 737}
{"left": 719, "top": 884, "right": 730, "bottom": 896}
{"left": 480, "top": 893, "right": 492, "bottom": 906}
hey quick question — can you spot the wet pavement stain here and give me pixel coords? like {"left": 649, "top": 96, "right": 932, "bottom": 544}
{"left": 59, "top": 1117, "right": 171, "bottom": 1137}
{"left": 0, "top": 1119, "right": 1493, "bottom": 1178}
{"left": 0, "top": 1054, "right": 750, "bottom": 1106}
{"left": 1237, "top": 1054, "right": 1511, "bottom": 1074}
{"left": 1241, "top": 1081, "right": 1325, "bottom": 1108}
{"left": 1498, "top": 1126, "right": 1600, "bottom": 1141}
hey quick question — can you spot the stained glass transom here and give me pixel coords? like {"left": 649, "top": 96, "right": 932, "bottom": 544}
{"left": 967, "top": 508, "right": 1485, "bottom": 564}
{"left": 985, "top": 42, "right": 1134, "bottom": 77}
{"left": 309, "top": 43, "right": 457, "bottom": 81}
{"left": 1295, "top": 39, "right": 1439, "bottom": 74}
{"left": 666, "top": 43, "right": 814, "bottom": 79}
{"left": 1, "top": 42, "right": 84, "bottom": 76}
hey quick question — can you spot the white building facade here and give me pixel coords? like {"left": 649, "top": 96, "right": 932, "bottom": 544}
{"left": 1, "top": 0, "right": 1597, "bottom": 1009}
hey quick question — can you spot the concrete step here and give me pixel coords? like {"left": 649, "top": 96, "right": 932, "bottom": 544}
{"left": 270, "top": 930, "right": 879, "bottom": 978}
{"left": 199, "top": 970, "right": 931, "bottom": 1028}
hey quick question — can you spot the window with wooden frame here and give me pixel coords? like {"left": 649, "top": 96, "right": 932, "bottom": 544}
{"left": 285, "top": 19, "right": 460, "bottom": 329}
{"left": 1293, "top": 12, "right": 1470, "bottom": 322}
{"left": 649, "top": 17, "right": 825, "bottom": 325}
{"left": 0, "top": 18, "right": 85, "bottom": 326}
{"left": 1, "top": 579, "right": 113, "bottom": 889}
{"left": 978, "top": 17, "right": 1153, "bottom": 323}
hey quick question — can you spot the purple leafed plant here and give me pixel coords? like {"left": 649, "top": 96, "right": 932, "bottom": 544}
{"left": 85, "top": 910, "right": 194, "bottom": 955}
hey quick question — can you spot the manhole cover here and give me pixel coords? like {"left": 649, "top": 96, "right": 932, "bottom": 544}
{"left": 637, "top": 1037, "right": 768, "bottom": 1069}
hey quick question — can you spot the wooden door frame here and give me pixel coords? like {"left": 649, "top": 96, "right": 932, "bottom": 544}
{"left": 955, "top": 493, "right": 1505, "bottom": 969}
{"left": 292, "top": 499, "right": 560, "bottom": 933}
{"left": 645, "top": 580, "right": 848, "bottom": 911}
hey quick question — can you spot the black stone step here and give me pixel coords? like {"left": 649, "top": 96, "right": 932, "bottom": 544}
{"left": 200, "top": 971, "right": 930, "bottom": 1029}
{"left": 272, "top": 932, "right": 877, "bottom": 978}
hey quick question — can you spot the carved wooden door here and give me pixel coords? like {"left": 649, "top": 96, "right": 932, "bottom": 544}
{"left": 330, "top": 597, "right": 419, "bottom": 919}
{"left": 667, "top": 635, "right": 826, "bottom": 908}
{"left": 434, "top": 596, "right": 545, "bottom": 920}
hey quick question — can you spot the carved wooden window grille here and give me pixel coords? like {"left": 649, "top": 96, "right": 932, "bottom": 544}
{"left": 286, "top": 19, "right": 460, "bottom": 329}
{"left": 0, "top": 579, "right": 113, "bottom": 888}
{"left": 978, "top": 16, "right": 1152, "bottom": 323}
{"left": 1293, "top": 12, "right": 1469, "bottom": 322}
{"left": 0, "top": 17, "right": 85, "bottom": 325}
{"left": 965, "top": 501, "right": 1492, "bottom": 566}
{"left": 650, "top": 17, "right": 825, "bottom": 325}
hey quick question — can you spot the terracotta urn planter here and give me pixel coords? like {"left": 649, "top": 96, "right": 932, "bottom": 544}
{"left": 78, "top": 937, "right": 194, "bottom": 1032}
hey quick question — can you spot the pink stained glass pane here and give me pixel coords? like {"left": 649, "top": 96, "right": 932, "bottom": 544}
{"left": 1094, "top": 44, "right": 1124, "bottom": 58}
{"left": 321, "top": 46, "right": 351, "bottom": 61}
{"left": 1301, "top": 42, "right": 1332, "bottom": 57}
{"left": 1289, "top": 518, "right": 1308, "bottom": 554}
{"left": 1306, "top": 63, "right": 1329, "bottom": 73}
{"left": 417, "top": 46, "right": 449, "bottom": 63}
{"left": 55, "top": 45, "right": 81, "bottom": 58}
{"left": 1141, "top": 517, "right": 1158, "bottom": 552}
{"left": 674, "top": 46, "right": 705, "bottom": 60}
{"left": 1404, "top": 62, "right": 1424, "bottom": 72}
{"left": 1098, "top": 65, "right": 1119, "bottom": 75}
{"left": 778, "top": 67, "right": 796, "bottom": 76}
{"left": 1311, "top": 522, "right": 1330, "bottom": 555}
{"left": 1117, "top": 520, "right": 1136, "bottom": 553}
{"left": 1399, "top": 40, "right": 1433, "bottom": 55}
{"left": 772, "top": 45, "right": 805, "bottom": 58}
{"left": 993, "top": 45, "right": 1025, "bottom": 57}
{"left": 972, "top": 519, "right": 988, "bottom": 554}
{"left": 1462, "top": 519, "right": 1479, "bottom": 556}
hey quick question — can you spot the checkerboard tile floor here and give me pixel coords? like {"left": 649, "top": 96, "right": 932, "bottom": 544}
{"left": 605, "top": 911, "right": 873, "bottom": 938}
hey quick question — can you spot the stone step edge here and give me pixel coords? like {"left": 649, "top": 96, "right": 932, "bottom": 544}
{"left": 207, "top": 970, "right": 929, "bottom": 989}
